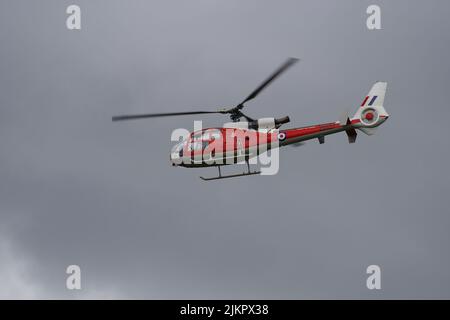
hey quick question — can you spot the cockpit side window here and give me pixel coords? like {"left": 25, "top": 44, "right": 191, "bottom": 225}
{"left": 172, "top": 142, "right": 185, "bottom": 157}
{"left": 202, "top": 129, "right": 222, "bottom": 140}
{"left": 192, "top": 132, "right": 203, "bottom": 141}
{"left": 188, "top": 141, "right": 202, "bottom": 151}
{"left": 187, "top": 129, "right": 223, "bottom": 153}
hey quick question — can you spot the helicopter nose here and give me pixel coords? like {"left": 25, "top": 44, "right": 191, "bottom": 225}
{"left": 170, "top": 153, "right": 180, "bottom": 166}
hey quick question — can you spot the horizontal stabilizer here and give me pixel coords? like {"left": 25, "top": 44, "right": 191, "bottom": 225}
{"left": 358, "top": 127, "right": 378, "bottom": 135}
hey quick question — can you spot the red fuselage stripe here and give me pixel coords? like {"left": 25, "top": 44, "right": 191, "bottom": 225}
{"left": 283, "top": 122, "right": 342, "bottom": 141}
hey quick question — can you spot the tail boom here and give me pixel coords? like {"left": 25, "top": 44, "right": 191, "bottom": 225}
{"left": 280, "top": 81, "right": 389, "bottom": 145}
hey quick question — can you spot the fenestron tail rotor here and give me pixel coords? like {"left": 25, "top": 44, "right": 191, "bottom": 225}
{"left": 112, "top": 57, "right": 299, "bottom": 123}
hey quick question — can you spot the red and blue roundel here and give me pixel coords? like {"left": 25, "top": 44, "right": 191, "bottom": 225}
{"left": 361, "top": 108, "right": 379, "bottom": 125}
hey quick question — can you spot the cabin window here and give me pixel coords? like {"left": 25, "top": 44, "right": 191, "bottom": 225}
{"left": 188, "top": 141, "right": 203, "bottom": 151}
{"left": 192, "top": 132, "right": 203, "bottom": 141}
{"left": 201, "top": 129, "right": 222, "bottom": 140}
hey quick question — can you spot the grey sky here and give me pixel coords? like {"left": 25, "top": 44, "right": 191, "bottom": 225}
{"left": 1, "top": 0, "right": 450, "bottom": 299}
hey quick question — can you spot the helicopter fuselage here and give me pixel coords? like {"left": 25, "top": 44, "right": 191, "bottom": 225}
{"left": 170, "top": 114, "right": 388, "bottom": 168}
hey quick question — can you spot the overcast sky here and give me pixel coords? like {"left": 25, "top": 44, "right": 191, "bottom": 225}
{"left": 1, "top": 0, "right": 450, "bottom": 299}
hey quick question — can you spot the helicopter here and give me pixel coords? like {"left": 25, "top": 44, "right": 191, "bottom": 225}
{"left": 112, "top": 58, "right": 389, "bottom": 180}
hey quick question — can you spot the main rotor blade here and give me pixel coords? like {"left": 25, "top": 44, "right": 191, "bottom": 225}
{"left": 112, "top": 110, "right": 221, "bottom": 121}
{"left": 238, "top": 57, "right": 299, "bottom": 107}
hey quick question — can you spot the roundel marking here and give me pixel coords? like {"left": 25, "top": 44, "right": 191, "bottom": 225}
{"left": 361, "top": 108, "right": 379, "bottom": 125}
{"left": 365, "top": 112, "right": 374, "bottom": 121}
{"left": 278, "top": 132, "right": 286, "bottom": 141}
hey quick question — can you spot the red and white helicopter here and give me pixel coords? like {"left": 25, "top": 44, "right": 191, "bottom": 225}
{"left": 113, "top": 58, "right": 389, "bottom": 180}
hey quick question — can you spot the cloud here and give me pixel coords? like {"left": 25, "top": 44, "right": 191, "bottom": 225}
{"left": 1, "top": 0, "right": 450, "bottom": 299}
{"left": 0, "top": 230, "right": 40, "bottom": 299}
{"left": 0, "top": 225, "right": 123, "bottom": 299}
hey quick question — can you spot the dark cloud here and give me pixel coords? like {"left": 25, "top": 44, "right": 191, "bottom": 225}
{"left": 1, "top": 0, "right": 450, "bottom": 298}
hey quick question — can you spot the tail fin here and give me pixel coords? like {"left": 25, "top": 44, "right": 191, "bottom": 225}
{"left": 351, "top": 82, "right": 389, "bottom": 135}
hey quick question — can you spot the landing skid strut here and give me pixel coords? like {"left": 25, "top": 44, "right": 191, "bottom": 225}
{"left": 200, "top": 161, "right": 261, "bottom": 181}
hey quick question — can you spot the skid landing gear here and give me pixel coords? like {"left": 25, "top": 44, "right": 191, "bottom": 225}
{"left": 200, "top": 161, "right": 261, "bottom": 181}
